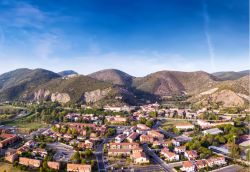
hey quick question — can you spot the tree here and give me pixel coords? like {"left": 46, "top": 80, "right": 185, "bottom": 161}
{"left": 246, "top": 150, "right": 250, "bottom": 161}
{"left": 146, "top": 120, "right": 154, "bottom": 128}
{"left": 149, "top": 111, "right": 157, "bottom": 118}
{"left": 71, "top": 151, "right": 81, "bottom": 163}
{"left": 230, "top": 144, "right": 240, "bottom": 159}
{"left": 139, "top": 117, "right": 147, "bottom": 124}
{"left": 172, "top": 127, "right": 180, "bottom": 135}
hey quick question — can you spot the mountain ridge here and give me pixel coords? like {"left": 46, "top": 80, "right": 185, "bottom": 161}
{"left": 0, "top": 68, "right": 248, "bottom": 107}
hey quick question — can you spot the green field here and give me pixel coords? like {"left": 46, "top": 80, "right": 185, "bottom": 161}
{"left": 0, "top": 162, "right": 28, "bottom": 172}
{"left": 5, "top": 120, "right": 47, "bottom": 134}
{"left": 162, "top": 119, "right": 191, "bottom": 127}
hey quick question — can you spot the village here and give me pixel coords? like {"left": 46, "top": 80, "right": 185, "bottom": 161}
{"left": 0, "top": 102, "right": 249, "bottom": 172}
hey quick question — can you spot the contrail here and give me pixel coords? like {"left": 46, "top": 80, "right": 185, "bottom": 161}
{"left": 203, "top": 1, "right": 216, "bottom": 72}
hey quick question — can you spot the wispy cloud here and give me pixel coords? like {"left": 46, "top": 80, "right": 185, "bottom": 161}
{"left": 203, "top": 0, "right": 216, "bottom": 72}
{"left": 0, "top": 1, "right": 47, "bottom": 29}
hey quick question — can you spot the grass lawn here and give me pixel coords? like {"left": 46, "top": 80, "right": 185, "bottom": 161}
{"left": 0, "top": 162, "right": 28, "bottom": 172}
{"left": 162, "top": 119, "right": 191, "bottom": 127}
{"left": 5, "top": 120, "right": 47, "bottom": 134}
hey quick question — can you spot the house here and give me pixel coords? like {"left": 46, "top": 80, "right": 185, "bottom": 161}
{"left": 106, "top": 116, "right": 127, "bottom": 124}
{"left": 140, "top": 134, "right": 154, "bottom": 144}
{"left": 130, "top": 152, "right": 149, "bottom": 164}
{"left": 137, "top": 124, "right": 150, "bottom": 130}
{"left": 19, "top": 157, "right": 42, "bottom": 168}
{"left": 197, "top": 120, "right": 212, "bottom": 129}
{"left": 79, "top": 140, "right": 94, "bottom": 149}
{"left": 195, "top": 159, "right": 208, "bottom": 169}
{"left": 172, "top": 139, "right": 180, "bottom": 147}
{"left": 147, "top": 130, "right": 164, "bottom": 140}
{"left": 67, "top": 163, "right": 91, "bottom": 172}
{"left": 108, "top": 149, "right": 131, "bottom": 157}
{"left": 115, "top": 134, "right": 127, "bottom": 143}
{"left": 184, "top": 150, "right": 198, "bottom": 160}
{"left": 180, "top": 161, "right": 195, "bottom": 172}
{"left": 174, "top": 146, "right": 186, "bottom": 154}
{"left": 207, "top": 157, "right": 226, "bottom": 167}
{"left": 160, "top": 148, "right": 179, "bottom": 161}
{"left": 48, "top": 161, "right": 60, "bottom": 170}
{"left": 152, "top": 140, "right": 162, "bottom": 147}
{"left": 127, "top": 132, "right": 139, "bottom": 143}
{"left": 123, "top": 129, "right": 131, "bottom": 136}
{"left": 175, "top": 123, "right": 194, "bottom": 131}
{"left": 202, "top": 128, "right": 223, "bottom": 135}
{"left": 173, "top": 135, "right": 192, "bottom": 144}
{"left": 63, "top": 134, "right": 73, "bottom": 140}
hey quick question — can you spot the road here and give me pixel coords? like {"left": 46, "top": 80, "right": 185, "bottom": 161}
{"left": 211, "top": 165, "right": 243, "bottom": 172}
{"left": 158, "top": 127, "right": 176, "bottom": 138}
{"left": 24, "top": 125, "right": 51, "bottom": 140}
{"left": 142, "top": 144, "right": 174, "bottom": 172}
{"left": 95, "top": 140, "right": 106, "bottom": 172}
{"left": 112, "top": 165, "right": 164, "bottom": 172}
{"left": 95, "top": 136, "right": 116, "bottom": 172}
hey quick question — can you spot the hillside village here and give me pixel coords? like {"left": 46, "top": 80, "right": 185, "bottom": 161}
{"left": 0, "top": 101, "right": 249, "bottom": 172}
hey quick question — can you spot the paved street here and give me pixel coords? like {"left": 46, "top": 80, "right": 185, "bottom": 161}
{"left": 142, "top": 144, "right": 174, "bottom": 172}
{"left": 95, "top": 140, "right": 106, "bottom": 172}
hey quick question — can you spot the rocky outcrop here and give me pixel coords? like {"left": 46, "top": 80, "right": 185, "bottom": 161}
{"left": 211, "top": 89, "right": 245, "bottom": 107}
{"left": 84, "top": 88, "right": 111, "bottom": 103}
{"left": 34, "top": 89, "right": 51, "bottom": 101}
{"left": 51, "top": 92, "right": 70, "bottom": 103}
{"left": 34, "top": 89, "right": 70, "bottom": 103}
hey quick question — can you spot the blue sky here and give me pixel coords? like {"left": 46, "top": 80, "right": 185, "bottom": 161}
{"left": 0, "top": 0, "right": 248, "bottom": 76}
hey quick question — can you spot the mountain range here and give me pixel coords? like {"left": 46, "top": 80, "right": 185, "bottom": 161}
{"left": 0, "top": 68, "right": 249, "bottom": 107}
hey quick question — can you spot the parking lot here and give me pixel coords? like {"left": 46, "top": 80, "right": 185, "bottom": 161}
{"left": 47, "top": 142, "right": 75, "bottom": 162}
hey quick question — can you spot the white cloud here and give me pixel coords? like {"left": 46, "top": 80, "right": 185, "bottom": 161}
{"left": 203, "top": 1, "right": 216, "bottom": 72}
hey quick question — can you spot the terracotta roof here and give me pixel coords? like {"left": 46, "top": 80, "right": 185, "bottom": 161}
{"left": 182, "top": 161, "right": 194, "bottom": 168}
{"left": 131, "top": 152, "right": 146, "bottom": 159}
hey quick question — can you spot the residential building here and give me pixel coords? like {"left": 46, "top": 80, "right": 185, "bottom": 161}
{"left": 140, "top": 134, "right": 154, "bottom": 144}
{"left": 130, "top": 152, "right": 149, "bottom": 164}
{"left": 108, "top": 149, "right": 131, "bottom": 157}
{"left": 184, "top": 150, "right": 198, "bottom": 160}
{"left": 48, "top": 161, "right": 60, "bottom": 170}
{"left": 174, "top": 146, "right": 186, "bottom": 154}
{"left": 115, "top": 134, "right": 127, "bottom": 143}
{"left": 67, "top": 163, "right": 91, "bottom": 172}
{"left": 0, "top": 134, "right": 18, "bottom": 148}
{"left": 195, "top": 159, "right": 208, "bottom": 170}
{"left": 180, "top": 161, "right": 195, "bottom": 172}
{"left": 161, "top": 148, "right": 179, "bottom": 161}
{"left": 147, "top": 130, "right": 164, "bottom": 140}
{"left": 175, "top": 123, "right": 194, "bottom": 130}
{"left": 109, "top": 142, "right": 139, "bottom": 149}
{"left": 127, "top": 132, "right": 139, "bottom": 143}
{"left": 19, "top": 157, "right": 42, "bottom": 168}
{"left": 5, "top": 152, "right": 18, "bottom": 163}
{"left": 202, "top": 128, "right": 223, "bottom": 135}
